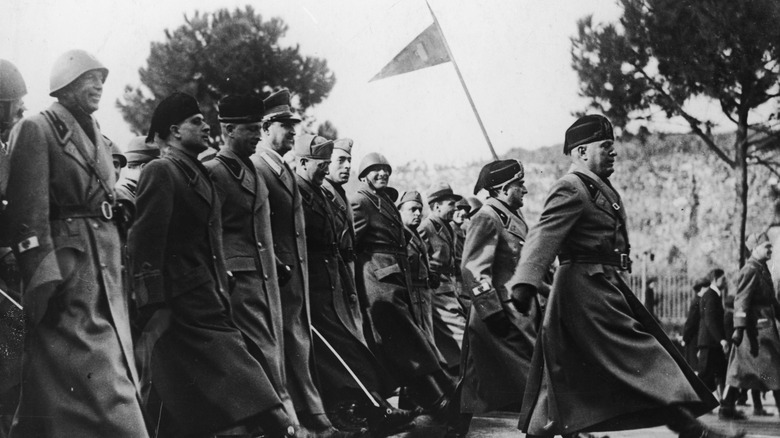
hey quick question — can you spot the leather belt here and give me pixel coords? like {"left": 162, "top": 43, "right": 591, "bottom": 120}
{"left": 559, "top": 252, "right": 632, "bottom": 272}
{"left": 358, "top": 243, "right": 407, "bottom": 256}
{"left": 50, "top": 201, "right": 114, "bottom": 221}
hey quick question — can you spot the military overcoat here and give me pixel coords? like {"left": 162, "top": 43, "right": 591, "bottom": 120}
{"left": 297, "top": 175, "right": 387, "bottom": 399}
{"left": 253, "top": 147, "right": 324, "bottom": 416}
{"left": 404, "top": 225, "right": 437, "bottom": 348}
{"left": 130, "top": 147, "right": 280, "bottom": 437}
{"left": 460, "top": 197, "right": 539, "bottom": 414}
{"left": 204, "top": 149, "right": 292, "bottom": 415}
{"left": 323, "top": 179, "right": 356, "bottom": 268}
{"left": 725, "top": 257, "right": 780, "bottom": 391}
{"left": 351, "top": 182, "right": 442, "bottom": 379}
{"left": 4, "top": 103, "right": 148, "bottom": 437}
{"left": 419, "top": 215, "right": 466, "bottom": 369}
{"left": 514, "top": 164, "right": 716, "bottom": 435}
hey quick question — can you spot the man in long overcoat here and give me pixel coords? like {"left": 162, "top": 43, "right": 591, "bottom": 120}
{"left": 323, "top": 138, "right": 357, "bottom": 279}
{"left": 351, "top": 153, "right": 455, "bottom": 420}
{"left": 253, "top": 90, "right": 347, "bottom": 437}
{"left": 419, "top": 182, "right": 467, "bottom": 374}
{"left": 696, "top": 269, "right": 729, "bottom": 395}
{"left": 460, "top": 160, "right": 540, "bottom": 420}
{"left": 397, "top": 190, "right": 440, "bottom": 349}
{"left": 204, "top": 95, "right": 296, "bottom": 421}
{"left": 3, "top": 50, "right": 148, "bottom": 437}
{"left": 721, "top": 232, "right": 780, "bottom": 417}
{"left": 511, "top": 115, "right": 724, "bottom": 438}
{"left": 130, "top": 93, "right": 297, "bottom": 438}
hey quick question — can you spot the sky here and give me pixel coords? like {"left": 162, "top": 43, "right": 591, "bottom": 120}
{"left": 0, "top": 0, "right": 631, "bottom": 165}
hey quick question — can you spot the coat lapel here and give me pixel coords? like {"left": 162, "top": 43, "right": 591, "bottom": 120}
{"left": 169, "top": 148, "right": 212, "bottom": 206}
{"left": 258, "top": 148, "right": 295, "bottom": 196}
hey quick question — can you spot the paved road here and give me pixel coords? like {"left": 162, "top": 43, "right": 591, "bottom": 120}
{"left": 396, "top": 407, "right": 780, "bottom": 438}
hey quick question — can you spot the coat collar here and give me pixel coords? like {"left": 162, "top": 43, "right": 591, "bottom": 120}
{"left": 485, "top": 197, "right": 527, "bottom": 239}
{"left": 569, "top": 162, "right": 627, "bottom": 224}
{"left": 217, "top": 148, "right": 257, "bottom": 196}
{"left": 258, "top": 145, "right": 295, "bottom": 195}
{"left": 167, "top": 146, "right": 212, "bottom": 206}
{"left": 357, "top": 181, "right": 402, "bottom": 227}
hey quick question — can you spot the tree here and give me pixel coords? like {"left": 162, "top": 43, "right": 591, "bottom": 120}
{"left": 117, "top": 6, "right": 336, "bottom": 139}
{"left": 316, "top": 120, "right": 339, "bottom": 139}
{"left": 572, "top": 0, "right": 780, "bottom": 266}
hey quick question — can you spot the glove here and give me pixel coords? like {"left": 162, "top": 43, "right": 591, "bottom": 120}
{"left": 277, "top": 263, "right": 292, "bottom": 287}
{"left": 510, "top": 283, "right": 537, "bottom": 314}
{"left": 747, "top": 328, "right": 759, "bottom": 357}
{"left": 731, "top": 328, "right": 744, "bottom": 346}
{"left": 483, "top": 312, "right": 512, "bottom": 337}
{"left": 427, "top": 274, "right": 441, "bottom": 290}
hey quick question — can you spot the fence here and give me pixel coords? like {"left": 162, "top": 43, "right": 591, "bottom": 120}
{"left": 626, "top": 274, "right": 695, "bottom": 326}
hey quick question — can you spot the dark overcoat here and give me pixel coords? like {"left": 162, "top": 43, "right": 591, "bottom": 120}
{"left": 404, "top": 225, "right": 437, "bottom": 348}
{"left": 419, "top": 215, "right": 466, "bottom": 369}
{"left": 460, "top": 197, "right": 539, "bottom": 414}
{"left": 682, "top": 293, "right": 701, "bottom": 369}
{"left": 323, "top": 179, "right": 356, "bottom": 271}
{"left": 726, "top": 257, "right": 780, "bottom": 391}
{"left": 130, "top": 147, "right": 280, "bottom": 437}
{"left": 204, "top": 149, "right": 293, "bottom": 415}
{"left": 514, "top": 164, "right": 717, "bottom": 435}
{"left": 4, "top": 103, "right": 148, "bottom": 437}
{"left": 351, "top": 182, "right": 442, "bottom": 379}
{"left": 298, "top": 175, "right": 387, "bottom": 399}
{"left": 253, "top": 147, "right": 324, "bottom": 416}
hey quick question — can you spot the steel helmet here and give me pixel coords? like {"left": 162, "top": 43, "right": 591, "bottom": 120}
{"left": 358, "top": 152, "right": 392, "bottom": 179}
{"left": 0, "top": 59, "right": 27, "bottom": 101}
{"left": 49, "top": 50, "right": 108, "bottom": 96}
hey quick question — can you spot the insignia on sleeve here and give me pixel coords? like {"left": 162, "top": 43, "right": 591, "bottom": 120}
{"left": 17, "top": 235, "right": 39, "bottom": 253}
{"left": 472, "top": 281, "right": 492, "bottom": 296}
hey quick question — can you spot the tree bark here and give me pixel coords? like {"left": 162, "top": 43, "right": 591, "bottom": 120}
{"left": 736, "top": 108, "right": 750, "bottom": 267}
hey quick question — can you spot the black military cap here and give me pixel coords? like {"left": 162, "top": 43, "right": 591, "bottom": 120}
{"left": 146, "top": 92, "right": 202, "bottom": 143}
{"left": 473, "top": 159, "right": 524, "bottom": 195}
{"left": 263, "top": 89, "right": 301, "bottom": 123}
{"left": 563, "top": 114, "right": 614, "bottom": 154}
{"left": 218, "top": 94, "right": 264, "bottom": 124}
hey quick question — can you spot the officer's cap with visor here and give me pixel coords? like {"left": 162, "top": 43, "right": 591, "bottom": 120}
{"left": 473, "top": 159, "right": 524, "bottom": 195}
{"left": 263, "top": 89, "right": 301, "bottom": 124}
{"left": 563, "top": 114, "right": 614, "bottom": 155}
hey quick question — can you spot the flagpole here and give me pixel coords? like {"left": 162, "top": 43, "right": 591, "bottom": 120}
{"left": 426, "top": 1, "right": 499, "bottom": 160}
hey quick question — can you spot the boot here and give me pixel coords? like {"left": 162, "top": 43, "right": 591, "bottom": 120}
{"left": 365, "top": 392, "right": 417, "bottom": 437}
{"left": 300, "top": 412, "right": 367, "bottom": 438}
{"left": 410, "top": 373, "right": 451, "bottom": 423}
{"left": 248, "top": 406, "right": 304, "bottom": 438}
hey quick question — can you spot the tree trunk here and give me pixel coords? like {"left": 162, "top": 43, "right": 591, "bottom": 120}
{"left": 736, "top": 110, "right": 750, "bottom": 267}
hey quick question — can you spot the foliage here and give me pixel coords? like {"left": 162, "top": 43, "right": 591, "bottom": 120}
{"left": 571, "top": 0, "right": 780, "bottom": 265}
{"left": 117, "top": 6, "right": 336, "bottom": 139}
{"left": 316, "top": 120, "right": 339, "bottom": 139}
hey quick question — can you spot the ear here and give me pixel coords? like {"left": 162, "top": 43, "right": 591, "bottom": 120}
{"left": 170, "top": 124, "right": 181, "bottom": 139}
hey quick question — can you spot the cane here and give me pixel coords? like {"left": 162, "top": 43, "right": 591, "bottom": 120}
{"left": 311, "top": 325, "right": 382, "bottom": 409}
{"left": 0, "top": 286, "right": 22, "bottom": 310}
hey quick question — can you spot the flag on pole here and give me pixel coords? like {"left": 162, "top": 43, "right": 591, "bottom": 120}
{"left": 370, "top": 22, "right": 451, "bottom": 82}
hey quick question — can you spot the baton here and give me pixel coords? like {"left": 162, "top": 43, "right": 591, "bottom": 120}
{"left": 311, "top": 325, "right": 381, "bottom": 408}
{"left": 0, "top": 286, "right": 22, "bottom": 310}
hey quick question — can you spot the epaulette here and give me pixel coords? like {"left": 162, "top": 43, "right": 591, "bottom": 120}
{"left": 488, "top": 204, "right": 510, "bottom": 227}
{"left": 215, "top": 155, "right": 243, "bottom": 180}
{"left": 41, "top": 110, "right": 71, "bottom": 146}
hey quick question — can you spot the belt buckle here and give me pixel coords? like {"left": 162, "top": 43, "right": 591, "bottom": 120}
{"left": 100, "top": 201, "right": 114, "bottom": 221}
{"left": 619, "top": 253, "right": 631, "bottom": 272}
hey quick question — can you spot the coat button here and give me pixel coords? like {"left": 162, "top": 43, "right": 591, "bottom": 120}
{"left": 212, "top": 256, "right": 217, "bottom": 261}
{"left": 296, "top": 232, "right": 300, "bottom": 237}
{"left": 257, "top": 242, "right": 263, "bottom": 248}
{"left": 299, "top": 257, "right": 303, "bottom": 262}
{"left": 92, "top": 222, "right": 99, "bottom": 229}
{"left": 349, "top": 294, "right": 358, "bottom": 303}
{"left": 66, "top": 218, "right": 73, "bottom": 223}
{"left": 264, "top": 274, "right": 269, "bottom": 280}
{"left": 324, "top": 259, "right": 329, "bottom": 264}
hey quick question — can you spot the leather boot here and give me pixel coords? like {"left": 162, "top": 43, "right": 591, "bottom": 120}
{"left": 360, "top": 393, "right": 416, "bottom": 437}
{"left": 248, "top": 406, "right": 302, "bottom": 438}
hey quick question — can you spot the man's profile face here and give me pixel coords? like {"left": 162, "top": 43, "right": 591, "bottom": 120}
{"left": 581, "top": 140, "right": 616, "bottom": 178}
{"left": 399, "top": 201, "right": 422, "bottom": 228}
{"left": 433, "top": 198, "right": 457, "bottom": 221}
{"left": 301, "top": 157, "right": 330, "bottom": 186}
{"left": 265, "top": 120, "right": 297, "bottom": 154}
{"left": 176, "top": 113, "right": 210, "bottom": 153}
{"left": 328, "top": 149, "right": 352, "bottom": 184}
{"left": 452, "top": 209, "right": 467, "bottom": 225}
{"left": 230, "top": 122, "right": 262, "bottom": 158}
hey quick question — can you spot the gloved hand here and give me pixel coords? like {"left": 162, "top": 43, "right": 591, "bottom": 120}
{"left": 277, "top": 263, "right": 292, "bottom": 287}
{"left": 747, "top": 328, "right": 759, "bottom": 357}
{"left": 731, "top": 328, "right": 744, "bottom": 346}
{"left": 483, "top": 311, "right": 512, "bottom": 337}
{"left": 427, "top": 274, "right": 441, "bottom": 290}
{"left": 510, "top": 283, "right": 537, "bottom": 314}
